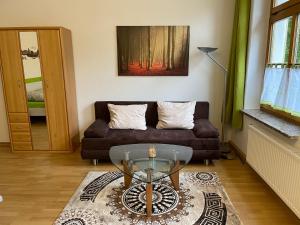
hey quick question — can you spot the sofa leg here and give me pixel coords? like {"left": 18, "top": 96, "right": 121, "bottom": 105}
{"left": 92, "top": 159, "right": 98, "bottom": 166}
{"left": 204, "top": 159, "right": 210, "bottom": 166}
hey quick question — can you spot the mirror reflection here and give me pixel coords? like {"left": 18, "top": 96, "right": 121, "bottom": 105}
{"left": 20, "top": 31, "right": 49, "bottom": 150}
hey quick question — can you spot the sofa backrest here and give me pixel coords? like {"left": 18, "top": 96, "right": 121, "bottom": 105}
{"left": 94, "top": 101, "right": 209, "bottom": 127}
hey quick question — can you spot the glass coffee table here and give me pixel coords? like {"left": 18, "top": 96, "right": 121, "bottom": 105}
{"left": 109, "top": 143, "right": 193, "bottom": 217}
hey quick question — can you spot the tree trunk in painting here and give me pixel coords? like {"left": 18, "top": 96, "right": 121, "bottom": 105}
{"left": 146, "top": 26, "right": 151, "bottom": 71}
{"left": 150, "top": 29, "right": 157, "bottom": 68}
{"left": 180, "top": 27, "right": 186, "bottom": 68}
{"left": 162, "top": 27, "right": 166, "bottom": 68}
{"left": 141, "top": 28, "right": 144, "bottom": 68}
{"left": 117, "top": 28, "right": 122, "bottom": 73}
{"left": 139, "top": 30, "right": 142, "bottom": 68}
{"left": 166, "top": 26, "right": 172, "bottom": 71}
{"left": 184, "top": 26, "right": 190, "bottom": 68}
{"left": 117, "top": 26, "right": 189, "bottom": 76}
{"left": 171, "top": 26, "right": 176, "bottom": 70}
{"left": 125, "top": 28, "right": 129, "bottom": 71}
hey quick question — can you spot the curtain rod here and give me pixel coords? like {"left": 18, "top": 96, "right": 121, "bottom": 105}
{"left": 266, "top": 63, "right": 300, "bottom": 68}
{"left": 267, "top": 63, "right": 300, "bottom": 65}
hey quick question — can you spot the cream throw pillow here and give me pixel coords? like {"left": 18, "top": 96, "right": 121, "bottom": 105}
{"left": 108, "top": 104, "right": 147, "bottom": 130}
{"left": 156, "top": 101, "right": 196, "bottom": 129}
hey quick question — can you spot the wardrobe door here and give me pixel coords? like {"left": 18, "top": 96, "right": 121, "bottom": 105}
{"left": 0, "top": 30, "right": 33, "bottom": 151}
{"left": 0, "top": 31, "right": 28, "bottom": 112}
{"left": 38, "top": 30, "right": 69, "bottom": 151}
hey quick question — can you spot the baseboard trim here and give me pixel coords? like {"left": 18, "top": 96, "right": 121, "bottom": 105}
{"left": 0, "top": 142, "right": 10, "bottom": 147}
{"left": 228, "top": 140, "right": 246, "bottom": 163}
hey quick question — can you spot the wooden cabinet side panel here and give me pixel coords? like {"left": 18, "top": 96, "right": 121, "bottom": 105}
{"left": 60, "top": 29, "right": 79, "bottom": 150}
{"left": 0, "top": 31, "right": 28, "bottom": 112}
{"left": 38, "top": 30, "right": 69, "bottom": 151}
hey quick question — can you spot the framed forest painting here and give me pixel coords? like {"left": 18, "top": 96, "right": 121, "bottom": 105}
{"left": 117, "top": 26, "right": 190, "bottom": 76}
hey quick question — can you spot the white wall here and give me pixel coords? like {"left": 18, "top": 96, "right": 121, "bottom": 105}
{"left": 0, "top": 0, "right": 235, "bottom": 142}
{"left": 230, "top": 0, "right": 300, "bottom": 154}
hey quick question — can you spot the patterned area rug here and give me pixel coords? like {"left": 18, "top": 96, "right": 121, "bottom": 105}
{"left": 54, "top": 171, "right": 242, "bottom": 225}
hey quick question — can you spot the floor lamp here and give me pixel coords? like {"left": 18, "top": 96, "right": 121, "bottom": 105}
{"left": 197, "top": 47, "right": 233, "bottom": 159}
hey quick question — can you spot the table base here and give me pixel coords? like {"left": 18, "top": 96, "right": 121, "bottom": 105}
{"left": 123, "top": 160, "right": 180, "bottom": 218}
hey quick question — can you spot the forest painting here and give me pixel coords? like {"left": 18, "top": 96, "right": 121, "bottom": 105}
{"left": 117, "top": 26, "right": 190, "bottom": 76}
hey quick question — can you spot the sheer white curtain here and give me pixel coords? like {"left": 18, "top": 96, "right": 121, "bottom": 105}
{"left": 286, "top": 68, "right": 300, "bottom": 116}
{"left": 260, "top": 67, "right": 300, "bottom": 116}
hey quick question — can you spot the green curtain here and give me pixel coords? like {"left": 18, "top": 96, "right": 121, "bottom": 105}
{"left": 225, "top": 0, "right": 251, "bottom": 129}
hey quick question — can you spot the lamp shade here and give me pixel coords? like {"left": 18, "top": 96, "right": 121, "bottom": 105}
{"left": 197, "top": 47, "right": 218, "bottom": 53}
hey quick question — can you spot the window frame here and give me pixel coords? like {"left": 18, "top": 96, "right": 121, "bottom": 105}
{"left": 262, "top": 0, "right": 300, "bottom": 125}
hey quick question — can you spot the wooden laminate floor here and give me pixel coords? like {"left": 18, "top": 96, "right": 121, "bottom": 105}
{"left": 0, "top": 145, "right": 299, "bottom": 225}
{"left": 31, "top": 122, "right": 49, "bottom": 150}
{"left": 30, "top": 117, "right": 49, "bottom": 150}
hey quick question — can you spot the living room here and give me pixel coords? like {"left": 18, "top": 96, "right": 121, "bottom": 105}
{"left": 0, "top": 0, "right": 299, "bottom": 224}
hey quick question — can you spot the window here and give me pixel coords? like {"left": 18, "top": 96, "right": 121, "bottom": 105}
{"left": 274, "top": 0, "right": 289, "bottom": 7}
{"left": 294, "top": 15, "right": 300, "bottom": 62}
{"left": 261, "top": 0, "right": 300, "bottom": 124}
{"left": 269, "top": 17, "right": 292, "bottom": 64}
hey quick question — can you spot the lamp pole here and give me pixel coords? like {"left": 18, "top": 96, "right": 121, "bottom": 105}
{"left": 198, "top": 47, "right": 232, "bottom": 158}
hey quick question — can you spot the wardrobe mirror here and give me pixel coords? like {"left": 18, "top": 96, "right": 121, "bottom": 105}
{"left": 20, "top": 31, "right": 50, "bottom": 150}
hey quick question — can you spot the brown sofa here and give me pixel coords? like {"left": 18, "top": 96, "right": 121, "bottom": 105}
{"left": 81, "top": 101, "right": 220, "bottom": 164}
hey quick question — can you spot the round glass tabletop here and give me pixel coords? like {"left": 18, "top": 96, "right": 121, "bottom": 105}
{"left": 109, "top": 143, "right": 193, "bottom": 183}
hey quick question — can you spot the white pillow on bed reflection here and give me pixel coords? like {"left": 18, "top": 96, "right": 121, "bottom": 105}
{"left": 27, "top": 88, "right": 44, "bottom": 101}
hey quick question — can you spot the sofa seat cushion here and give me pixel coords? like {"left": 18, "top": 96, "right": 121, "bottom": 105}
{"left": 84, "top": 129, "right": 137, "bottom": 149}
{"left": 81, "top": 136, "right": 219, "bottom": 151}
{"left": 191, "top": 138, "right": 219, "bottom": 150}
{"left": 193, "top": 119, "right": 219, "bottom": 138}
{"left": 133, "top": 127, "right": 196, "bottom": 142}
{"left": 84, "top": 119, "right": 109, "bottom": 138}
{"left": 107, "top": 129, "right": 137, "bottom": 141}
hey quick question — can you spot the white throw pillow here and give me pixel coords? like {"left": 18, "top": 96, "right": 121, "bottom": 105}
{"left": 108, "top": 104, "right": 147, "bottom": 130}
{"left": 156, "top": 101, "right": 196, "bottom": 129}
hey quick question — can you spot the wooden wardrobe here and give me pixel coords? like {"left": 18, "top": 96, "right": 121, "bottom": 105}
{"left": 0, "top": 27, "right": 79, "bottom": 152}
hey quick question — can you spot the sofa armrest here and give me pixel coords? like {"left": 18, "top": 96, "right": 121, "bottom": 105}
{"left": 193, "top": 119, "right": 219, "bottom": 138}
{"left": 84, "top": 119, "right": 109, "bottom": 138}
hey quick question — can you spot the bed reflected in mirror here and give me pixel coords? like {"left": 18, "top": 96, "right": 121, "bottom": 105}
{"left": 20, "top": 31, "right": 49, "bottom": 150}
